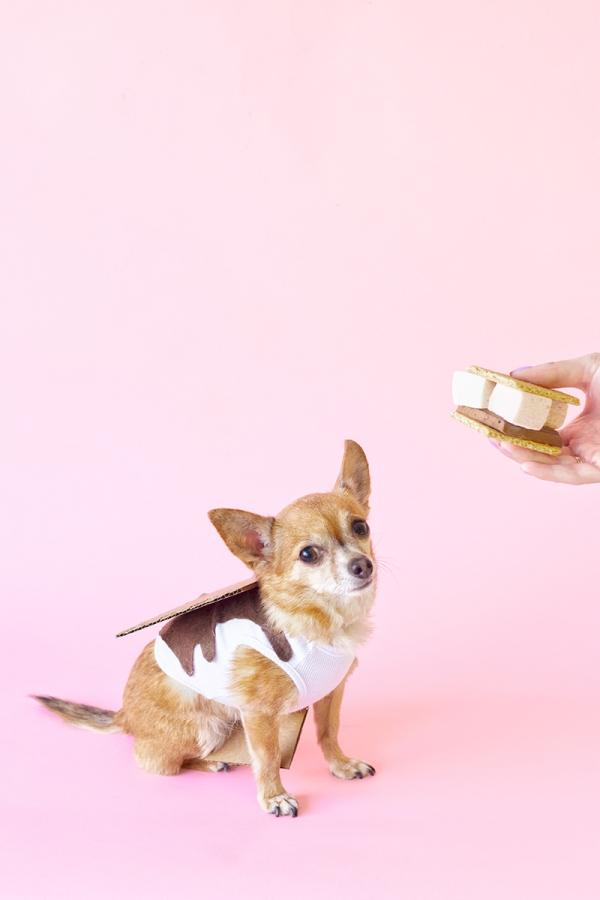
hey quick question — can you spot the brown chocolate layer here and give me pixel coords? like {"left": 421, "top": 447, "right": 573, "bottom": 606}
{"left": 159, "top": 585, "right": 292, "bottom": 676}
{"left": 456, "top": 406, "right": 562, "bottom": 447}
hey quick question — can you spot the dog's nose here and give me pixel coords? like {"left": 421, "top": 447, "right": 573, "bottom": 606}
{"left": 348, "top": 556, "right": 373, "bottom": 580}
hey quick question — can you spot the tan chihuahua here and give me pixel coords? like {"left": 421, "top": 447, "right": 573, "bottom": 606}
{"left": 36, "top": 440, "right": 377, "bottom": 817}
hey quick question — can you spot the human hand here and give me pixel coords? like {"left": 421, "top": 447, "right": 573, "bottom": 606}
{"left": 491, "top": 353, "right": 600, "bottom": 485}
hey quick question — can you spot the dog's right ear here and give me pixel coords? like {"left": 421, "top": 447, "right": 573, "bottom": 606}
{"left": 208, "top": 509, "right": 275, "bottom": 571}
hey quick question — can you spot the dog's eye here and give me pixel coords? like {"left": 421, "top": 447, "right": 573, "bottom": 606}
{"left": 352, "top": 519, "right": 369, "bottom": 537}
{"left": 299, "top": 546, "right": 321, "bottom": 563}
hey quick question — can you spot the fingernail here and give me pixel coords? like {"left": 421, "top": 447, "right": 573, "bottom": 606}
{"left": 512, "top": 366, "right": 532, "bottom": 374}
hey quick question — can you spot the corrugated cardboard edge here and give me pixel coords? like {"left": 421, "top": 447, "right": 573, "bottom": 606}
{"left": 205, "top": 708, "right": 308, "bottom": 769}
{"left": 116, "top": 576, "right": 258, "bottom": 637}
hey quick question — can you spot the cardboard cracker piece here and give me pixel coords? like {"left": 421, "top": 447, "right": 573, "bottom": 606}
{"left": 116, "top": 576, "right": 308, "bottom": 769}
{"left": 205, "top": 708, "right": 308, "bottom": 770}
{"left": 116, "top": 576, "right": 259, "bottom": 637}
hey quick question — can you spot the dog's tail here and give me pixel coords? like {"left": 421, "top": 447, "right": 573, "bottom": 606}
{"left": 33, "top": 695, "right": 125, "bottom": 733}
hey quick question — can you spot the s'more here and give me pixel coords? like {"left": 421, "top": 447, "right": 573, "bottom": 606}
{"left": 451, "top": 366, "right": 580, "bottom": 456}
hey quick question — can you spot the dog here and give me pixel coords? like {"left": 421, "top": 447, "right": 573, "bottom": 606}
{"left": 35, "top": 440, "right": 377, "bottom": 817}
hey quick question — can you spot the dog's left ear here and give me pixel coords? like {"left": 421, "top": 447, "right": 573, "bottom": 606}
{"left": 333, "top": 440, "right": 371, "bottom": 512}
{"left": 208, "top": 508, "right": 275, "bottom": 571}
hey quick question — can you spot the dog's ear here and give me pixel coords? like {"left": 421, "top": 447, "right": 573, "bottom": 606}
{"left": 208, "top": 509, "right": 275, "bottom": 571}
{"left": 333, "top": 440, "right": 371, "bottom": 511}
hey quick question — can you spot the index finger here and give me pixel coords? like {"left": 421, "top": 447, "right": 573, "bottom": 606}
{"left": 511, "top": 354, "right": 600, "bottom": 390}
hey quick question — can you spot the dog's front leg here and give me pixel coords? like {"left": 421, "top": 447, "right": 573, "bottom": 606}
{"left": 313, "top": 668, "right": 376, "bottom": 780}
{"left": 230, "top": 646, "right": 300, "bottom": 817}
{"left": 242, "top": 711, "right": 298, "bottom": 817}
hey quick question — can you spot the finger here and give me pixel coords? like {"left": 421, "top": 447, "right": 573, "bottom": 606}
{"left": 489, "top": 439, "right": 554, "bottom": 464}
{"left": 489, "top": 439, "right": 524, "bottom": 463}
{"left": 521, "top": 461, "right": 600, "bottom": 484}
{"left": 511, "top": 354, "right": 600, "bottom": 390}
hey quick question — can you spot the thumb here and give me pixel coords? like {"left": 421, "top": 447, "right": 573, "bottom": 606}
{"left": 511, "top": 354, "right": 600, "bottom": 391}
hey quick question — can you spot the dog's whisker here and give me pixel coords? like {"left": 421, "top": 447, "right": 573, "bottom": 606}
{"left": 375, "top": 567, "right": 398, "bottom": 586}
{"left": 376, "top": 555, "right": 404, "bottom": 574}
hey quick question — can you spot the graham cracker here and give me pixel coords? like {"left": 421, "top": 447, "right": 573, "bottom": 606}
{"left": 451, "top": 411, "right": 562, "bottom": 456}
{"left": 116, "top": 576, "right": 258, "bottom": 637}
{"left": 466, "top": 366, "right": 580, "bottom": 405}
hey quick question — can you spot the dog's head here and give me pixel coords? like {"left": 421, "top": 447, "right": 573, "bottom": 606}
{"left": 208, "top": 441, "right": 376, "bottom": 643}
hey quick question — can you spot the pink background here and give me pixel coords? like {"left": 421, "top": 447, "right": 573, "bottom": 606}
{"left": 2, "top": 3, "right": 600, "bottom": 898}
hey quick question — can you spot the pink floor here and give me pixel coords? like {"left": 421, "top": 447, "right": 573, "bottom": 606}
{"left": 2, "top": 2, "right": 600, "bottom": 897}
{"left": 5, "top": 681, "right": 600, "bottom": 899}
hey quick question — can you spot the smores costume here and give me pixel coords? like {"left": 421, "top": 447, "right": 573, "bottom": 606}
{"left": 154, "top": 585, "right": 355, "bottom": 711}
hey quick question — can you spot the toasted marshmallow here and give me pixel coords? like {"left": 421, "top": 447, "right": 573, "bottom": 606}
{"left": 488, "top": 383, "right": 552, "bottom": 430}
{"left": 544, "top": 400, "right": 568, "bottom": 430}
{"left": 452, "top": 371, "right": 495, "bottom": 409}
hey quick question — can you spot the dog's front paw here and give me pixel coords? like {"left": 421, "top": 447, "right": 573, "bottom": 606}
{"left": 260, "top": 792, "right": 299, "bottom": 818}
{"left": 329, "top": 757, "right": 376, "bottom": 780}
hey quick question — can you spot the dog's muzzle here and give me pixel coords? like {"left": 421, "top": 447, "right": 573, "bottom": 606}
{"left": 348, "top": 556, "right": 374, "bottom": 580}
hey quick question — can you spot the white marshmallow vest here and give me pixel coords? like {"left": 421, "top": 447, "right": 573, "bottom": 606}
{"left": 154, "top": 617, "right": 355, "bottom": 711}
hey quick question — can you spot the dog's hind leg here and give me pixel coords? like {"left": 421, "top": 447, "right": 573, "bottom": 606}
{"left": 182, "top": 758, "right": 230, "bottom": 773}
{"left": 132, "top": 701, "right": 236, "bottom": 776}
{"left": 124, "top": 643, "right": 235, "bottom": 776}
{"left": 133, "top": 738, "right": 185, "bottom": 775}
